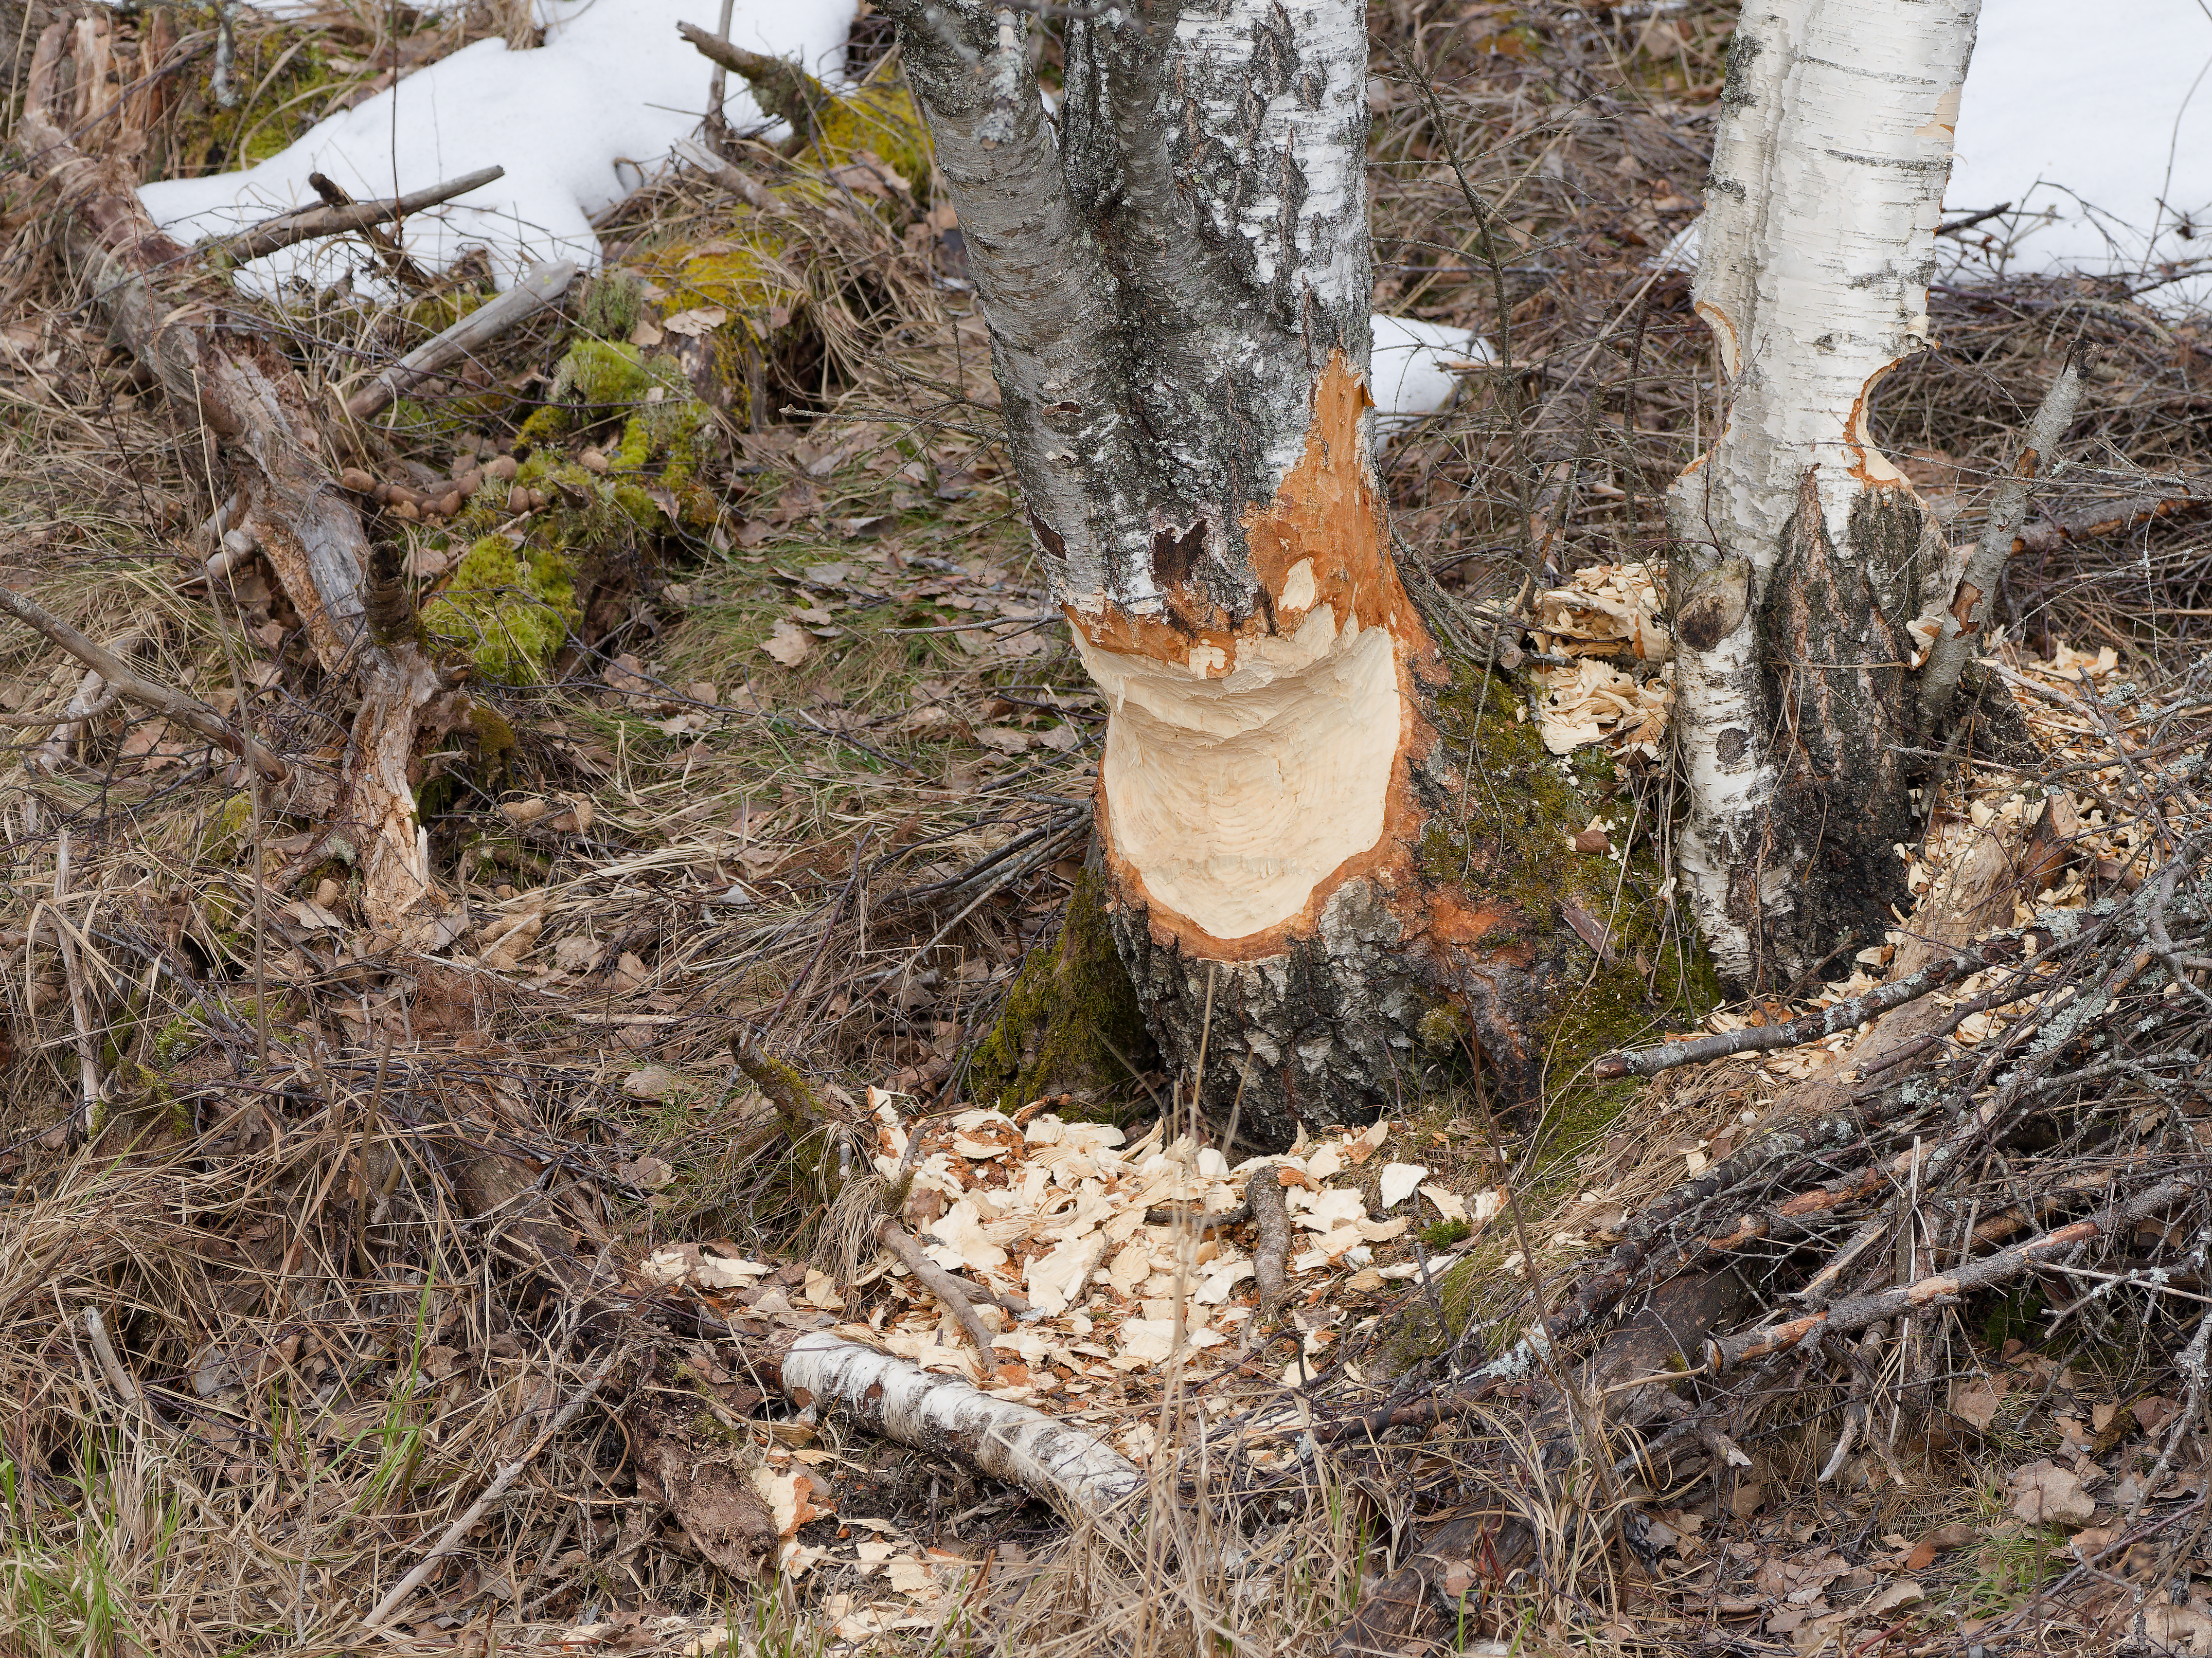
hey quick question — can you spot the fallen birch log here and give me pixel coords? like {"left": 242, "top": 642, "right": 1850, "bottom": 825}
{"left": 346, "top": 259, "right": 577, "bottom": 420}
{"left": 774, "top": 1329, "right": 1143, "bottom": 1522}
{"left": 204, "top": 165, "right": 504, "bottom": 265}
{"left": 20, "top": 22, "right": 458, "bottom": 947}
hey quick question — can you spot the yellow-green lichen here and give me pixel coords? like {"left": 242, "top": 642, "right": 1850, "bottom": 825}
{"left": 421, "top": 537, "right": 580, "bottom": 682}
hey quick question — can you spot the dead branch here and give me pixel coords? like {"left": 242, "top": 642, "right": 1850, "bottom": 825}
{"left": 1924, "top": 344, "right": 2088, "bottom": 720}
{"left": 204, "top": 165, "right": 505, "bottom": 265}
{"left": 672, "top": 137, "right": 777, "bottom": 213}
{"left": 1247, "top": 1165, "right": 1289, "bottom": 1310}
{"left": 361, "top": 1345, "right": 624, "bottom": 1629}
{"left": 676, "top": 23, "right": 827, "bottom": 138}
{"left": 345, "top": 259, "right": 577, "bottom": 421}
{"left": 25, "top": 626, "right": 140, "bottom": 770}
{"left": 1592, "top": 923, "right": 2037, "bottom": 1080}
{"left": 2013, "top": 474, "right": 2212, "bottom": 554}
{"left": 19, "top": 21, "right": 459, "bottom": 947}
{"left": 878, "top": 1218, "right": 999, "bottom": 1350}
{"left": 0, "top": 586, "right": 287, "bottom": 780}
{"left": 1705, "top": 1174, "right": 2201, "bottom": 1369}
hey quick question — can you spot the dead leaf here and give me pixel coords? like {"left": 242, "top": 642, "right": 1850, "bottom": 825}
{"left": 763, "top": 619, "right": 814, "bottom": 668}
{"left": 1862, "top": 1579, "right": 1924, "bottom": 1616}
{"left": 662, "top": 306, "right": 729, "bottom": 336}
{"left": 2009, "top": 1459, "right": 2096, "bottom": 1526}
{"left": 1950, "top": 1375, "right": 2007, "bottom": 1429}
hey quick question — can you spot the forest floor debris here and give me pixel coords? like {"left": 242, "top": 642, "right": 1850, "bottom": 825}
{"left": 1, "top": 0, "right": 2209, "bottom": 1653}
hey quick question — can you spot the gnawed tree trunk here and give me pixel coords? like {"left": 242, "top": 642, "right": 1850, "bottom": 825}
{"left": 881, "top": 0, "right": 1575, "bottom": 1141}
{"left": 1666, "top": 0, "right": 1979, "bottom": 989}
{"left": 20, "top": 24, "right": 461, "bottom": 950}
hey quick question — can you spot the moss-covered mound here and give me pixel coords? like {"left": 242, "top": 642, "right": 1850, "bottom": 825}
{"left": 968, "top": 866, "right": 1157, "bottom": 1117}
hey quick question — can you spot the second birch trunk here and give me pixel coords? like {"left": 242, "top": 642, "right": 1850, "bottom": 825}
{"left": 1667, "top": 0, "right": 1981, "bottom": 989}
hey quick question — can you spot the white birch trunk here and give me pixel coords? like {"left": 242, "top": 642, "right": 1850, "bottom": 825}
{"left": 1666, "top": 0, "right": 1980, "bottom": 987}
{"left": 885, "top": 0, "right": 1589, "bottom": 1139}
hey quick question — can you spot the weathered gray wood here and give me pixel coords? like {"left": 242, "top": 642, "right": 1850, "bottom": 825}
{"left": 346, "top": 258, "right": 576, "bottom": 420}
{"left": 20, "top": 22, "right": 458, "bottom": 947}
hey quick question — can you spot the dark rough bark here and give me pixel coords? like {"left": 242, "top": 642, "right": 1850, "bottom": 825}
{"left": 1750, "top": 468, "right": 1924, "bottom": 980}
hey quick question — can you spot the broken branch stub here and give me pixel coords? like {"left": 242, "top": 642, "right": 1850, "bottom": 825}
{"left": 19, "top": 21, "right": 459, "bottom": 948}
{"left": 1920, "top": 344, "right": 2089, "bottom": 727}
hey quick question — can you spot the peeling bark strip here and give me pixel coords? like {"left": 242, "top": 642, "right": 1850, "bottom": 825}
{"left": 19, "top": 24, "right": 459, "bottom": 949}
{"left": 884, "top": 0, "right": 1565, "bottom": 1138}
{"left": 1667, "top": 0, "right": 1979, "bottom": 988}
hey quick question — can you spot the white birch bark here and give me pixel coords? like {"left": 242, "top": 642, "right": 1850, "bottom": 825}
{"left": 888, "top": 0, "right": 1581, "bottom": 1139}
{"left": 778, "top": 1332, "right": 1142, "bottom": 1520}
{"left": 1667, "top": 0, "right": 1980, "bottom": 985}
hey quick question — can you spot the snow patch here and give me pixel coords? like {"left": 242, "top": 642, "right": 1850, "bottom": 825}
{"left": 139, "top": 0, "right": 860, "bottom": 293}
{"left": 1370, "top": 314, "right": 1491, "bottom": 441}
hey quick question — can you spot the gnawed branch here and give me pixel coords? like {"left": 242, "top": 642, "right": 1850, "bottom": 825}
{"left": 1922, "top": 345, "right": 2089, "bottom": 723}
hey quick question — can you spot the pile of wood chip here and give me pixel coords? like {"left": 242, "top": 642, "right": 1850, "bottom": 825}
{"left": 1523, "top": 562, "right": 1675, "bottom": 756}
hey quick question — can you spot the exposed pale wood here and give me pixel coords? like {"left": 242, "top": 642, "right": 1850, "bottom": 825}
{"left": 204, "top": 164, "right": 504, "bottom": 264}
{"left": 345, "top": 258, "right": 576, "bottom": 421}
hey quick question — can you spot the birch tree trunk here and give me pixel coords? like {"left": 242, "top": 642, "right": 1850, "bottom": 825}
{"left": 880, "top": 0, "right": 1564, "bottom": 1141}
{"left": 1666, "top": 0, "right": 1979, "bottom": 989}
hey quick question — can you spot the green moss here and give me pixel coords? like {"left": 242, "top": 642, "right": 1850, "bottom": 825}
{"left": 204, "top": 792, "right": 254, "bottom": 858}
{"left": 151, "top": 1015, "right": 204, "bottom": 1068}
{"left": 968, "top": 866, "right": 1156, "bottom": 1115}
{"left": 421, "top": 536, "right": 580, "bottom": 682}
{"left": 1420, "top": 1218, "right": 1471, "bottom": 1251}
{"left": 577, "top": 274, "right": 644, "bottom": 342}
{"left": 1422, "top": 665, "right": 1720, "bottom": 1106}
